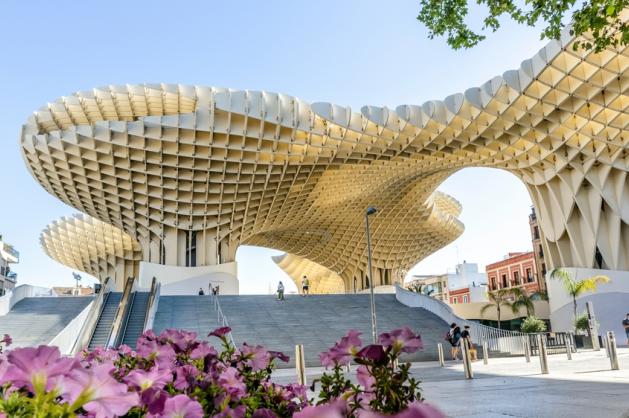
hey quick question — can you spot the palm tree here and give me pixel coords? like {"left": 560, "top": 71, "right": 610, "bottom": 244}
{"left": 549, "top": 268, "right": 610, "bottom": 329}
{"left": 510, "top": 288, "right": 548, "bottom": 317}
{"left": 480, "top": 289, "right": 515, "bottom": 329}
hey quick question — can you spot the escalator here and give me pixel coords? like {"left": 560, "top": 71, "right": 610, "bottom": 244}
{"left": 88, "top": 292, "right": 122, "bottom": 350}
{"left": 119, "top": 291, "right": 150, "bottom": 347}
{"left": 72, "top": 277, "right": 159, "bottom": 354}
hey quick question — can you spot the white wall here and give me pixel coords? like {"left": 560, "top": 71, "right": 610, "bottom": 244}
{"left": 138, "top": 261, "right": 239, "bottom": 295}
{"left": 547, "top": 267, "right": 629, "bottom": 345}
{"left": 48, "top": 301, "right": 93, "bottom": 354}
{"left": 0, "top": 284, "right": 52, "bottom": 315}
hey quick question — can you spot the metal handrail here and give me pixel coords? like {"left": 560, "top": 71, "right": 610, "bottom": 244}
{"left": 395, "top": 284, "right": 529, "bottom": 355}
{"left": 143, "top": 277, "right": 160, "bottom": 332}
{"left": 71, "top": 277, "right": 111, "bottom": 355}
{"left": 106, "top": 277, "right": 135, "bottom": 348}
{"left": 211, "top": 293, "right": 235, "bottom": 347}
{"left": 117, "top": 289, "right": 137, "bottom": 347}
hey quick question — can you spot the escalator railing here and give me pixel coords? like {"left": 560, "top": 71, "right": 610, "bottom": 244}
{"left": 71, "top": 277, "right": 111, "bottom": 355}
{"left": 106, "top": 276, "right": 135, "bottom": 348}
{"left": 143, "top": 277, "right": 160, "bottom": 332}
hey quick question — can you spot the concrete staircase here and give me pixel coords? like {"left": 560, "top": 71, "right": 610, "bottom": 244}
{"left": 0, "top": 296, "right": 93, "bottom": 347}
{"left": 152, "top": 294, "right": 447, "bottom": 366}
{"left": 120, "top": 292, "right": 150, "bottom": 347}
{"left": 153, "top": 295, "right": 221, "bottom": 343}
{"left": 88, "top": 292, "right": 122, "bottom": 350}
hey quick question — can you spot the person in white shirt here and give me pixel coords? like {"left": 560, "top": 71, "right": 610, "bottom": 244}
{"left": 302, "top": 276, "right": 310, "bottom": 296}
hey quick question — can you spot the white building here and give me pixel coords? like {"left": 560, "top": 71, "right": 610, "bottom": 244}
{"left": 0, "top": 235, "right": 19, "bottom": 296}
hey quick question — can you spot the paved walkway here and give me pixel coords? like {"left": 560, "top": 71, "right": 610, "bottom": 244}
{"left": 273, "top": 348, "right": 629, "bottom": 418}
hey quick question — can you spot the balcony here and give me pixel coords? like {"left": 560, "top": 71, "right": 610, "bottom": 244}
{"left": 1, "top": 242, "right": 19, "bottom": 263}
{"left": 3, "top": 272, "right": 17, "bottom": 283}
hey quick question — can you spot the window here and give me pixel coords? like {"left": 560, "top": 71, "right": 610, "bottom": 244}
{"left": 452, "top": 298, "right": 457, "bottom": 304}
{"left": 533, "top": 226, "right": 540, "bottom": 239}
{"left": 538, "top": 244, "right": 544, "bottom": 258}
{"left": 513, "top": 271, "right": 520, "bottom": 285}
{"left": 526, "top": 268, "right": 533, "bottom": 283}
{"left": 491, "top": 277, "right": 497, "bottom": 290}
{"left": 541, "top": 263, "right": 547, "bottom": 275}
{"left": 185, "top": 231, "right": 197, "bottom": 267}
{"left": 501, "top": 274, "right": 508, "bottom": 288}
{"left": 463, "top": 295, "right": 468, "bottom": 303}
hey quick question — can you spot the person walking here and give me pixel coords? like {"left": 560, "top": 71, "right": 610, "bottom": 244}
{"left": 623, "top": 313, "right": 629, "bottom": 346}
{"left": 460, "top": 325, "right": 477, "bottom": 361}
{"left": 302, "top": 276, "right": 310, "bottom": 296}
{"left": 198, "top": 287, "right": 205, "bottom": 296}
{"left": 277, "top": 281, "right": 285, "bottom": 301}
{"left": 448, "top": 323, "right": 462, "bottom": 360}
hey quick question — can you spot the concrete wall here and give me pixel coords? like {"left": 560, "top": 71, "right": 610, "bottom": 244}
{"left": 547, "top": 267, "right": 629, "bottom": 345}
{"left": 138, "top": 261, "right": 239, "bottom": 295}
{"left": 452, "top": 301, "right": 550, "bottom": 321}
{"left": 0, "top": 284, "right": 52, "bottom": 315}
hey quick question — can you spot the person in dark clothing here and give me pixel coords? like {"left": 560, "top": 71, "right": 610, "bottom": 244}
{"left": 198, "top": 288, "right": 205, "bottom": 296}
{"left": 448, "top": 323, "right": 462, "bottom": 360}
{"left": 623, "top": 313, "right": 629, "bottom": 347}
{"left": 461, "top": 325, "right": 477, "bottom": 361}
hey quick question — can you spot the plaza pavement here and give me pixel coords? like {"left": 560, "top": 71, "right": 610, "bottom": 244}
{"left": 273, "top": 347, "right": 629, "bottom": 417}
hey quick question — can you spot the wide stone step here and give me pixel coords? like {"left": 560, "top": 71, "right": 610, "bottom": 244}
{"left": 0, "top": 296, "right": 93, "bottom": 348}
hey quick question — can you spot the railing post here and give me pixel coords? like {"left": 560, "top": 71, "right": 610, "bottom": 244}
{"left": 462, "top": 340, "right": 474, "bottom": 379}
{"left": 603, "top": 335, "right": 610, "bottom": 357}
{"left": 437, "top": 343, "right": 445, "bottom": 367}
{"left": 482, "top": 340, "right": 489, "bottom": 365}
{"left": 295, "top": 344, "right": 307, "bottom": 385}
{"left": 565, "top": 338, "right": 572, "bottom": 360}
{"left": 607, "top": 331, "right": 619, "bottom": 371}
{"left": 524, "top": 337, "right": 531, "bottom": 363}
{"left": 537, "top": 334, "right": 549, "bottom": 374}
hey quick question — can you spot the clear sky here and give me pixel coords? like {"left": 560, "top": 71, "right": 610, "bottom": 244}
{"left": 0, "top": 1, "right": 547, "bottom": 293}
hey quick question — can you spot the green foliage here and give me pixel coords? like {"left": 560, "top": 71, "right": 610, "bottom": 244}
{"left": 480, "top": 289, "right": 515, "bottom": 329}
{"left": 520, "top": 316, "right": 547, "bottom": 333}
{"left": 574, "top": 311, "right": 598, "bottom": 333}
{"left": 417, "top": 0, "right": 629, "bottom": 52}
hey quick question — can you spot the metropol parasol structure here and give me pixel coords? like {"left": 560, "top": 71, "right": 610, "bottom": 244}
{"left": 23, "top": 28, "right": 628, "bottom": 299}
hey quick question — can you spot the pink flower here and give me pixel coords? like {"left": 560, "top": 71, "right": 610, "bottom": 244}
{"left": 173, "top": 365, "right": 199, "bottom": 391}
{"left": 1, "top": 334, "right": 11, "bottom": 347}
{"left": 294, "top": 401, "right": 346, "bottom": 418}
{"left": 213, "top": 405, "right": 246, "bottom": 418}
{"left": 125, "top": 366, "right": 172, "bottom": 391}
{"left": 356, "top": 365, "right": 376, "bottom": 390}
{"left": 356, "top": 344, "right": 386, "bottom": 363}
{"left": 1, "top": 345, "right": 77, "bottom": 393}
{"left": 320, "top": 330, "right": 362, "bottom": 368}
{"left": 159, "top": 329, "right": 198, "bottom": 352}
{"left": 378, "top": 328, "right": 423, "bottom": 354}
{"left": 136, "top": 339, "right": 177, "bottom": 369}
{"left": 241, "top": 343, "right": 271, "bottom": 371}
{"left": 208, "top": 327, "right": 232, "bottom": 339}
{"left": 62, "top": 362, "right": 139, "bottom": 418}
{"left": 190, "top": 341, "right": 217, "bottom": 360}
{"left": 158, "top": 394, "right": 203, "bottom": 418}
{"left": 252, "top": 408, "right": 277, "bottom": 418}
{"left": 393, "top": 402, "right": 445, "bottom": 418}
{"left": 218, "top": 367, "right": 246, "bottom": 399}
{"left": 269, "top": 350, "right": 289, "bottom": 363}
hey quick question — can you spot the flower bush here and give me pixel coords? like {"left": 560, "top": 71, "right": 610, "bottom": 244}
{"left": 0, "top": 327, "right": 443, "bottom": 417}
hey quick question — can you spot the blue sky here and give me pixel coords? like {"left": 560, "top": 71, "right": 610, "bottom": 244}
{"left": 0, "top": 1, "right": 546, "bottom": 293}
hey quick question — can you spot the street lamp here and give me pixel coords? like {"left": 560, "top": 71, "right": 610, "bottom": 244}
{"left": 72, "top": 272, "right": 82, "bottom": 296}
{"left": 365, "top": 206, "right": 377, "bottom": 343}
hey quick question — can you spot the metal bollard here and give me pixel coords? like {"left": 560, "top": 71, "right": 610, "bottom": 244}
{"left": 565, "top": 338, "right": 572, "bottom": 360}
{"left": 586, "top": 301, "right": 600, "bottom": 351}
{"left": 524, "top": 338, "right": 531, "bottom": 363}
{"left": 602, "top": 335, "right": 609, "bottom": 357}
{"left": 607, "top": 331, "right": 619, "bottom": 371}
{"left": 437, "top": 343, "right": 445, "bottom": 367}
{"left": 537, "top": 334, "right": 549, "bottom": 374}
{"left": 295, "top": 344, "right": 307, "bottom": 385}
{"left": 462, "top": 340, "right": 474, "bottom": 379}
{"left": 482, "top": 340, "right": 489, "bottom": 365}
